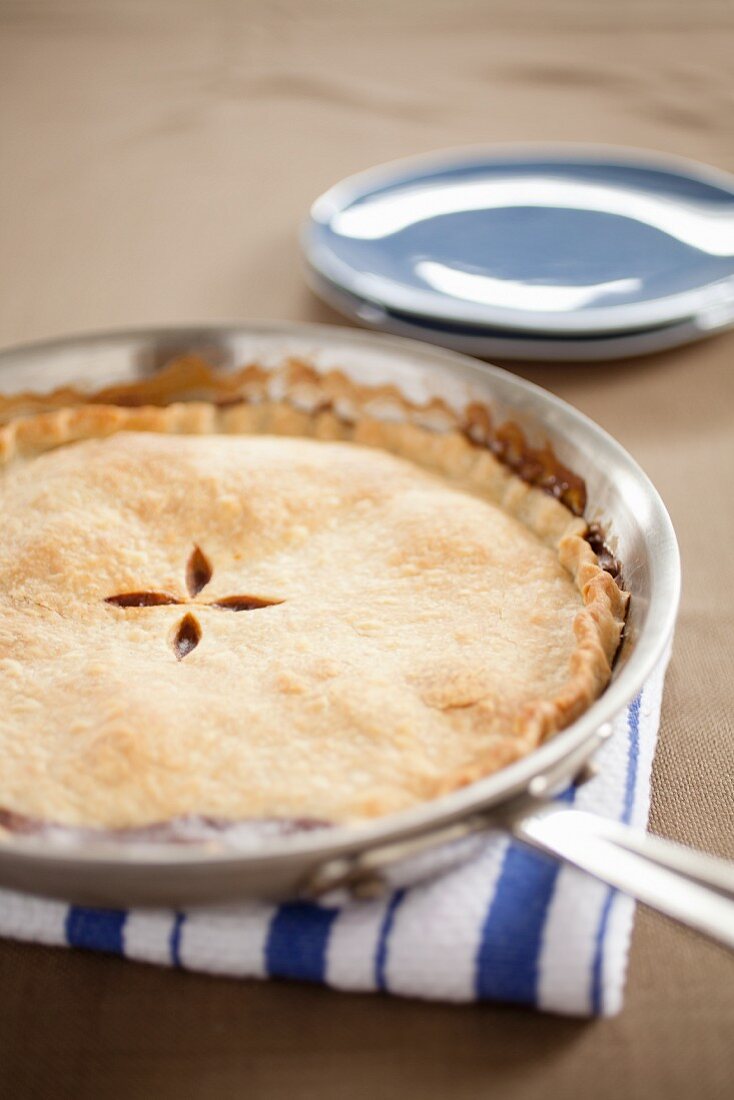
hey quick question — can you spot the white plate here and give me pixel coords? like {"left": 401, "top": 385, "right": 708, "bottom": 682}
{"left": 307, "top": 267, "right": 715, "bottom": 363}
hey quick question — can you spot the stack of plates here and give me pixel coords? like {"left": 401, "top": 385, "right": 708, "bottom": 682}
{"left": 302, "top": 147, "right": 734, "bottom": 362}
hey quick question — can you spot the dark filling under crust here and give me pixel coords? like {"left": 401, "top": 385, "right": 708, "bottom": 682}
{"left": 584, "top": 522, "right": 623, "bottom": 582}
{"left": 461, "top": 402, "right": 587, "bottom": 517}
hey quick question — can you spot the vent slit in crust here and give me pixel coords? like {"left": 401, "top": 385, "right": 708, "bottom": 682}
{"left": 212, "top": 595, "right": 284, "bottom": 612}
{"left": 186, "top": 545, "right": 213, "bottom": 597}
{"left": 106, "top": 592, "right": 181, "bottom": 608}
{"left": 172, "top": 613, "right": 202, "bottom": 660}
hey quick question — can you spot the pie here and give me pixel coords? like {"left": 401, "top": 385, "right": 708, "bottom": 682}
{"left": 0, "top": 360, "right": 628, "bottom": 838}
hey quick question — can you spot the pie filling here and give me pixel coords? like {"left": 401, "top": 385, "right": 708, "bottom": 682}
{"left": 0, "top": 362, "right": 628, "bottom": 839}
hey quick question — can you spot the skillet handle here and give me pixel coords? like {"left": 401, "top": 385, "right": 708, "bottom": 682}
{"left": 506, "top": 803, "right": 734, "bottom": 950}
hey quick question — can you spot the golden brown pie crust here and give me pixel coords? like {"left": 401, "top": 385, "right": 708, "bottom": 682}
{"left": 0, "top": 359, "right": 628, "bottom": 833}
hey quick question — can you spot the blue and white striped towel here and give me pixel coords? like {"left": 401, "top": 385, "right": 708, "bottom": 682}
{"left": 0, "top": 655, "right": 669, "bottom": 1016}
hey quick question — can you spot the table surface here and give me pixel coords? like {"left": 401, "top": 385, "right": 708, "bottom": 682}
{"left": 1, "top": 1, "right": 733, "bottom": 1097}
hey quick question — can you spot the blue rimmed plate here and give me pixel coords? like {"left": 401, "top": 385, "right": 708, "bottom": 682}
{"left": 304, "top": 146, "right": 734, "bottom": 349}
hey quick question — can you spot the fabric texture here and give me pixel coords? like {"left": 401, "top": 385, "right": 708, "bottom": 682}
{"left": 0, "top": 653, "right": 669, "bottom": 1016}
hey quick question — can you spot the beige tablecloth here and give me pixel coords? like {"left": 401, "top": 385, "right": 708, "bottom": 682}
{"left": 0, "top": 2, "right": 732, "bottom": 1097}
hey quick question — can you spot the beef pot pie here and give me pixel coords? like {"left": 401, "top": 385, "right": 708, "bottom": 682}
{"left": 0, "top": 361, "right": 627, "bottom": 838}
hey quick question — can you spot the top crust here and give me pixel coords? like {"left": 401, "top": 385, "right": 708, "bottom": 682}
{"left": 0, "top": 370, "right": 628, "bottom": 829}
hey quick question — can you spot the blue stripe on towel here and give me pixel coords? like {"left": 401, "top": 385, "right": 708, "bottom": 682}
{"left": 375, "top": 888, "right": 406, "bottom": 991}
{"left": 265, "top": 902, "right": 339, "bottom": 982}
{"left": 66, "top": 907, "right": 127, "bottom": 954}
{"left": 475, "top": 787, "right": 574, "bottom": 1005}
{"left": 591, "top": 692, "right": 642, "bottom": 1014}
{"left": 170, "top": 912, "right": 186, "bottom": 967}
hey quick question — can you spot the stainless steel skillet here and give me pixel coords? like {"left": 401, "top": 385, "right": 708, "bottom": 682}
{"left": 0, "top": 323, "right": 731, "bottom": 948}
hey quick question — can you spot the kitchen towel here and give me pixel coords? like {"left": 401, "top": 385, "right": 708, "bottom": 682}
{"left": 0, "top": 655, "right": 669, "bottom": 1016}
